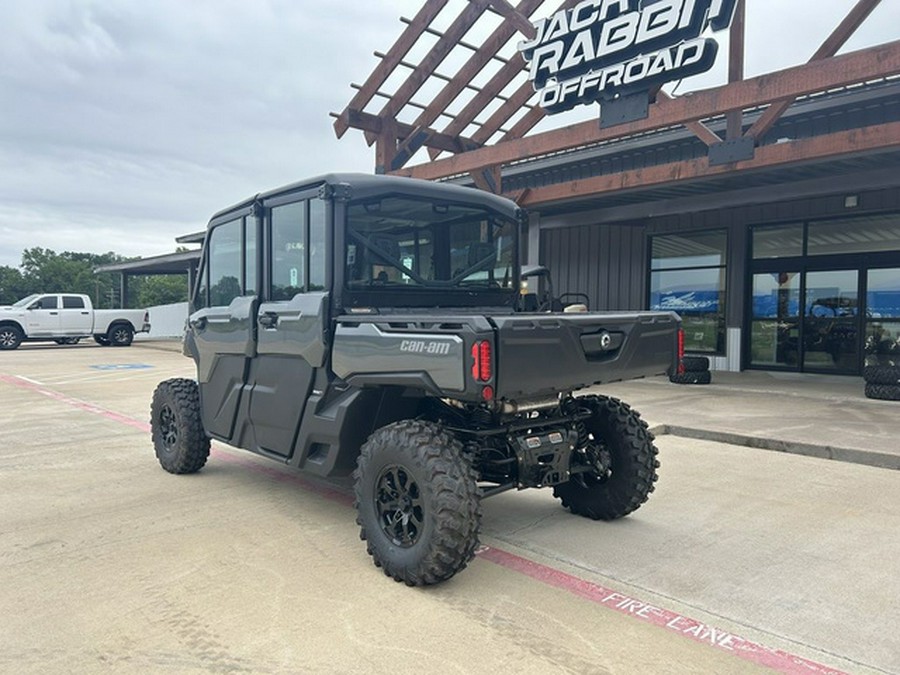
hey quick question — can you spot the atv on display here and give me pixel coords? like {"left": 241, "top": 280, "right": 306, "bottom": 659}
{"left": 151, "top": 174, "right": 681, "bottom": 585}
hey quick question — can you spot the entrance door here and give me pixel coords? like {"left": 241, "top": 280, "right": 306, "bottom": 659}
{"left": 802, "top": 270, "right": 860, "bottom": 374}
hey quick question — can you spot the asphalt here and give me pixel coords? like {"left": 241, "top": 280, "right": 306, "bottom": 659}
{"left": 136, "top": 337, "right": 900, "bottom": 471}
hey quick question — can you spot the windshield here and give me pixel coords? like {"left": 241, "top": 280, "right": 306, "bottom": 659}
{"left": 12, "top": 294, "right": 40, "bottom": 308}
{"left": 345, "top": 196, "right": 516, "bottom": 292}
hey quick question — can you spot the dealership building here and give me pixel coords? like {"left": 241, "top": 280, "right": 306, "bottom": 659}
{"left": 333, "top": 0, "right": 900, "bottom": 376}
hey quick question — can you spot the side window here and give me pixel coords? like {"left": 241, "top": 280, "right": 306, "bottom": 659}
{"left": 208, "top": 218, "right": 243, "bottom": 306}
{"left": 271, "top": 201, "right": 306, "bottom": 300}
{"left": 245, "top": 215, "right": 258, "bottom": 296}
{"left": 309, "top": 199, "right": 327, "bottom": 291}
{"left": 62, "top": 296, "right": 85, "bottom": 309}
{"left": 194, "top": 256, "right": 209, "bottom": 310}
{"left": 31, "top": 296, "right": 58, "bottom": 310}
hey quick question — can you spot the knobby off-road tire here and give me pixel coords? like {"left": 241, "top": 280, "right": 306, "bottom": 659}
{"left": 864, "top": 382, "right": 900, "bottom": 402}
{"left": 681, "top": 356, "right": 710, "bottom": 372}
{"left": 669, "top": 370, "right": 712, "bottom": 385}
{"left": 354, "top": 420, "right": 481, "bottom": 586}
{"left": 0, "top": 325, "right": 23, "bottom": 350}
{"left": 554, "top": 396, "right": 660, "bottom": 521}
{"left": 151, "top": 378, "right": 210, "bottom": 474}
{"left": 108, "top": 323, "right": 134, "bottom": 347}
{"left": 863, "top": 365, "right": 900, "bottom": 386}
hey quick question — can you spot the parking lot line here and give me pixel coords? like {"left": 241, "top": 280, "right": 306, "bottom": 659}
{"left": 0, "top": 371, "right": 849, "bottom": 675}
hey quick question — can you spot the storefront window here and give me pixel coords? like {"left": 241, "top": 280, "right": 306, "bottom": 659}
{"left": 650, "top": 231, "right": 727, "bottom": 354}
{"left": 752, "top": 223, "right": 803, "bottom": 259}
{"left": 808, "top": 214, "right": 900, "bottom": 256}
{"left": 866, "top": 268, "right": 900, "bottom": 364}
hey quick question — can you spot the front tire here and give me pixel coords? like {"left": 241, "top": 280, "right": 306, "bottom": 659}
{"left": 0, "top": 325, "right": 23, "bottom": 350}
{"left": 150, "top": 378, "right": 210, "bottom": 474}
{"left": 554, "top": 396, "right": 660, "bottom": 521}
{"left": 354, "top": 420, "right": 481, "bottom": 586}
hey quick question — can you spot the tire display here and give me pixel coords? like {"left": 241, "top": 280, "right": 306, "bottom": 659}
{"left": 669, "top": 370, "right": 712, "bottom": 385}
{"left": 681, "top": 356, "right": 710, "bottom": 372}
{"left": 864, "top": 382, "right": 900, "bottom": 401}
{"left": 151, "top": 378, "right": 211, "bottom": 474}
{"left": 863, "top": 365, "right": 900, "bottom": 386}
{"left": 553, "top": 396, "right": 659, "bottom": 521}
{"left": 354, "top": 420, "right": 481, "bottom": 586}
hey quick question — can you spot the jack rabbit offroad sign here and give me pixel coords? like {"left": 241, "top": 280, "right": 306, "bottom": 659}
{"left": 518, "top": 0, "right": 738, "bottom": 114}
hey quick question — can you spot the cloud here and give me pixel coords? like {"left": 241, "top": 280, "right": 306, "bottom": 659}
{"left": 1, "top": 0, "right": 898, "bottom": 268}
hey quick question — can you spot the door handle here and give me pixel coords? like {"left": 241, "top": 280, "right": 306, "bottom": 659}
{"left": 50, "top": 311, "right": 58, "bottom": 315}
{"left": 259, "top": 313, "right": 278, "bottom": 328}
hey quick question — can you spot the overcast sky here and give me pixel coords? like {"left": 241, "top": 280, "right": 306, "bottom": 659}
{"left": 1, "top": 0, "right": 897, "bottom": 268}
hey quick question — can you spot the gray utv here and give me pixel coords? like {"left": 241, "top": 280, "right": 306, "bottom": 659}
{"left": 151, "top": 174, "right": 681, "bottom": 585}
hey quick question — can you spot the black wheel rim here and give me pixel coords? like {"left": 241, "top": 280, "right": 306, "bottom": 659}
{"left": 159, "top": 404, "right": 178, "bottom": 452}
{"left": 375, "top": 465, "right": 423, "bottom": 548}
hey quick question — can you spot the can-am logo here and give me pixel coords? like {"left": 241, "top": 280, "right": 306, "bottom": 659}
{"left": 518, "top": 0, "right": 737, "bottom": 114}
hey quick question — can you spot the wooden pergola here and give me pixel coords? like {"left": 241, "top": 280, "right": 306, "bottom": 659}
{"left": 333, "top": 0, "right": 899, "bottom": 206}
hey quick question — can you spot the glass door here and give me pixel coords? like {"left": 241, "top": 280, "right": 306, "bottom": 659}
{"left": 802, "top": 270, "right": 860, "bottom": 374}
{"left": 750, "top": 272, "right": 801, "bottom": 369}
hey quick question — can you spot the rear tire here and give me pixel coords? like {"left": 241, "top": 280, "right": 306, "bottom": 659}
{"left": 681, "top": 356, "right": 710, "bottom": 372}
{"left": 0, "top": 325, "right": 23, "bottom": 350}
{"left": 151, "top": 378, "right": 210, "bottom": 474}
{"left": 108, "top": 323, "right": 134, "bottom": 347}
{"left": 554, "top": 396, "right": 659, "bottom": 521}
{"left": 354, "top": 420, "right": 481, "bottom": 586}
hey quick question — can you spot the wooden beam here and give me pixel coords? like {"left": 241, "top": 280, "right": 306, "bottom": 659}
{"left": 392, "top": 0, "right": 543, "bottom": 168}
{"left": 392, "top": 40, "right": 900, "bottom": 180}
{"left": 513, "top": 121, "right": 900, "bottom": 206}
{"left": 726, "top": 0, "right": 746, "bottom": 140}
{"left": 656, "top": 91, "right": 722, "bottom": 146}
{"left": 338, "top": 109, "right": 480, "bottom": 155}
{"left": 485, "top": 0, "right": 538, "bottom": 38}
{"left": 747, "top": 0, "right": 882, "bottom": 142}
{"left": 430, "top": 0, "right": 581, "bottom": 158}
{"left": 377, "top": 0, "right": 492, "bottom": 122}
{"left": 333, "top": 1, "right": 448, "bottom": 138}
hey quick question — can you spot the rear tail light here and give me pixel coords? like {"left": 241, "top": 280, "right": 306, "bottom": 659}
{"left": 471, "top": 340, "right": 492, "bottom": 382}
{"left": 677, "top": 328, "right": 685, "bottom": 375}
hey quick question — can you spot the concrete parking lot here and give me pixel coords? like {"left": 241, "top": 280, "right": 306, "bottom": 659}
{"left": 2, "top": 342, "right": 898, "bottom": 674}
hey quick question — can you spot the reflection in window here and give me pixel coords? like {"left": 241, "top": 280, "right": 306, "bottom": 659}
{"left": 309, "top": 200, "right": 326, "bottom": 291}
{"left": 208, "top": 218, "right": 242, "bottom": 307}
{"left": 752, "top": 223, "right": 803, "bottom": 259}
{"left": 808, "top": 214, "right": 900, "bottom": 256}
{"left": 650, "top": 231, "right": 727, "bottom": 354}
{"left": 271, "top": 202, "right": 307, "bottom": 301}
{"left": 749, "top": 272, "right": 800, "bottom": 368}
{"left": 868, "top": 268, "right": 900, "bottom": 319}
{"left": 866, "top": 268, "right": 900, "bottom": 364}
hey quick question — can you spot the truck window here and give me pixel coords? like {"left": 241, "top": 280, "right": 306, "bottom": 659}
{"left": 62, "top": 296, "right": 85, "bottom": 309}
{"left": 270, "top": 201, "right": 307, "bottom": 300}
{"left": 31, "top": 296, "right": 58, "bottom": 310}
{"left": 208, "top": 218, "right": 243, "bottom": 307}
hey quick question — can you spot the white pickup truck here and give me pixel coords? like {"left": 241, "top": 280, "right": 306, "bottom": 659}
{"left": 0, "top": 293, "right": 150, "bottom": 350}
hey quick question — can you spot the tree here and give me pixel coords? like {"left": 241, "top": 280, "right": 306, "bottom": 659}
{"left": 0, "top": 266, "right": 28, "bottom": 305}
{"left": 137, "top": 275, "right": 189, "bottom": 307}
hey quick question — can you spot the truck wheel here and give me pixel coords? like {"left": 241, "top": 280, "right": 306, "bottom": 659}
{"left": 150, "top": 378, "right": 210, "bottom": 474}
{"left": 94, "top": 334, "right": 110, "bottom": 346}
{"left": 554, "top": 396, "right": 659, "bottom": 521}
{"left": 0, "top": 325, "right": 23, "bottom": 350}
{"left": 108, "top": 324, "right": 134, "bottom": 346}
{"left": 354, "top": 420, "right": 481, "bottom": 586}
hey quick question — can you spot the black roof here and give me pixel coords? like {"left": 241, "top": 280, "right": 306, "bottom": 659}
{"left": 208, "top": 172, "right": 522, "bottom": 225}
